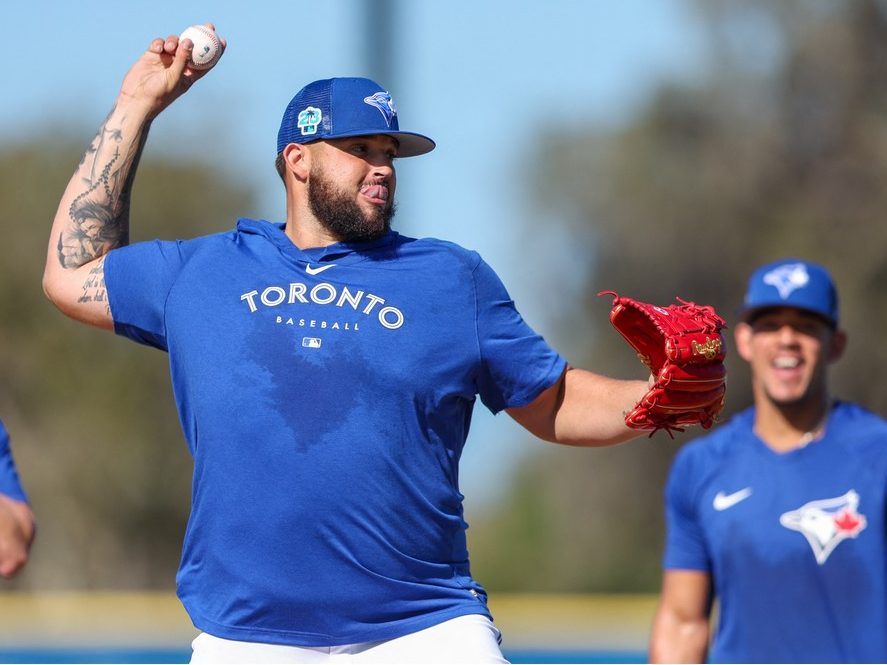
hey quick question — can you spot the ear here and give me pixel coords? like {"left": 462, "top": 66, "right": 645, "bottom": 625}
{"left": 827, "top": 328, "right": 847, "bottom": 364}
{"left": 734, "top": 322, "right": 754, "bottom": 363}
{"left": 283, "top": 143, "right": 311, "bottom": 182}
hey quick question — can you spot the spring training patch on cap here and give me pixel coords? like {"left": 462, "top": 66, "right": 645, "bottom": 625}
{"left": 298, "top": 107, "right": 323, "bottom": 136}
{"left": 363, "top": 92, "right": 397, "bottom": 127}
{"left": 763, "top": 263, "right": 810, "bottom": 299}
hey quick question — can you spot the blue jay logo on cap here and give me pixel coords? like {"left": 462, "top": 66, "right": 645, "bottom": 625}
{"left": 297, "top": 106, "right": 323, "bottom": 136}
{"left": 363, "top": 92, "right": 397, "bottom": 127}
{"left": 763, "top": 263, "right": 810, "bottom": 299}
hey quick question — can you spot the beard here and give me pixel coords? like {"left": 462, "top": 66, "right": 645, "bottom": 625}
{"left": 307, "top": 167, "right": 396, "bottom": 243}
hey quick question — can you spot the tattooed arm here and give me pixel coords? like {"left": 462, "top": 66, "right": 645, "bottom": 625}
{"left": 43, "top": 26, "right": 225, "bottom": 329}
{"left": 43, "top": 102, "right": 149, "bottom": 329}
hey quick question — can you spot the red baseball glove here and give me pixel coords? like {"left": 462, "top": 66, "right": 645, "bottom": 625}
{"left": 599, "top": 291, "right": 727, "bottom": 437}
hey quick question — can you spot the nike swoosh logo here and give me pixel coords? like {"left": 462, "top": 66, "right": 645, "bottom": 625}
{"left": 713, "top": 487, "right": 753, "bottom": 511}
{"left": 305, "top": 264, "right": 336, "bottom": 275}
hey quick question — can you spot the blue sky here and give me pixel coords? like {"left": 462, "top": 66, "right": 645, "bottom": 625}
{"left": 4, "top": 0, "right": 707, "bottom": 506}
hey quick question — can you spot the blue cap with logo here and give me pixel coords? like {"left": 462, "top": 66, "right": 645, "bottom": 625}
{"left": 276, "top": 77, "right": 435, "bottom": 158}
{"left": 740, "top": 258, "right": 839, "bottom": 326}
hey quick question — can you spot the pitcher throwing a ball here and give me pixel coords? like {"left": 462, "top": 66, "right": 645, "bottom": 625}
{"left": 43, "top": 25, "right": 726, "bottom": 663}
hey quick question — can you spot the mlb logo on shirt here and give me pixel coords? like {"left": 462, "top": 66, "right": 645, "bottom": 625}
{"left": 302, "top": 337, "right": 322, "bottom": 349}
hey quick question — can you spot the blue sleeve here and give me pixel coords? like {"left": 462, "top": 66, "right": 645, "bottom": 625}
{"left": 472, "top": 256, "right": 567, "bottom": 414}
{"left": 0, "top": 421, "right": 28, "bottom": 504}
{"left": 104, "top": 240, "right": 189, "bottom": 351}
{"left": 663, "top": 447, "right": 710, "bottom": 571}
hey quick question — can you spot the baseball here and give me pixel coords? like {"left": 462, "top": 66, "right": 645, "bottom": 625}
{"left": 179, "top": 25, "right": 221, "bottom": 70}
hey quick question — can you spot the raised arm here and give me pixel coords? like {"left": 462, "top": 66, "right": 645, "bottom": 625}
{"left": 648, "top": 569, "right": 712, "bottom": 663}
{"left": 507, "top": 367, "right": 648, "bottom": 446}
{"left": 42, "top": 27, "right": 224, "bottom": 328}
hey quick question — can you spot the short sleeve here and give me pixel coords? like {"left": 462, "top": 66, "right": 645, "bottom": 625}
{"left": 104, "top": 240, "right": 188, "bottom": 351}
{"left": 0, "top": 421, "right": 28, "bottom": 504}
{"left": 663, "top": 448, "right": 710, "bottom": 571}
{"left": 472, "top": 256, "right": 567, "bottom": 414}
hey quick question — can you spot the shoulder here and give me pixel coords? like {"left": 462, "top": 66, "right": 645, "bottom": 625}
{"left": 388, "top": 237, "right": 500, "bottom": 292}
{"left": 171, "top": 232, "right": 237, "bottom": 267}
{"left": 833, "top": 401, "right": 887, "bottom": 431}
{"left": 394, "top": 236, "right": 484, "bottom": 271}
{"left": 831, "top": 401, "right": 887, "bottom": 451}
{"left": 169, "top": 218, "right": 269, "bottom": 255}
{"left": 111, "top": 228, "right": 238, "bottom": 263}
{"left": 180, "top": 227, "right": 241, "bottom": 255}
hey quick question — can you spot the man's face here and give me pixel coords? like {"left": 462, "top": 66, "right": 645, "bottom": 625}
{"left": 306, "top": 135, "right": 398, "bottom": 243}
{"left": 735, "top": 307, "right": 845, "bottom": 408}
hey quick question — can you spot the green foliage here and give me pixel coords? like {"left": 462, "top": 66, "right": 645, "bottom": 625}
{"left": 470, "top": 443, "right": 670, "bottom": 593}
{"left": 0, "top": 136, "right": 256, "bottom": 589}
{"left": 6, "top": 0, "right": 887, "bottom": 598}
{"left": 471, "top": 0, "right": 887, "bottom": 592}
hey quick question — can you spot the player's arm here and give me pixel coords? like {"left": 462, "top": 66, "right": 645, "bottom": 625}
{"left": 648, "top": 569, "right": 712, "bottom": 663}
{"left": 42, "top": 28, "right": 224, "bottom": 328}
{"left": 508, "top": 367, "right": 649, "bottom": 447}
{"left": 0, "top": 494, "right": 34, "bottom": 578}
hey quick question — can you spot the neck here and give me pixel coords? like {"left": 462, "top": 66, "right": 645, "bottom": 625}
{"left": 753, "top": 391, "right": 832, "bottom": 452}
{"left": 284, "top": 191, "right": 341, "bottom": 250}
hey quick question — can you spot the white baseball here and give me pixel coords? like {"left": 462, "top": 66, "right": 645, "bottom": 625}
{"left": 179, "top": 25, "right": 221, "bottom": 71}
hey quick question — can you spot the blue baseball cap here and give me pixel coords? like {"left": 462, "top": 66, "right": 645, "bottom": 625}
{"left": 740, "top": 258, "right": 839, "bottom": 326}
{"left": 276, "top": 77, "right": 435, "bottom": 158}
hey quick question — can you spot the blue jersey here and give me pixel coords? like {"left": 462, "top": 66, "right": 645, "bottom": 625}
{"left": 104, "top": 219, "right": 566, "bottom": 646}
{"left": 664, "top": 402, "right": 887, "bottom": 663}
{"left": 0, "top": 420, "right": 28, "bottom": 504}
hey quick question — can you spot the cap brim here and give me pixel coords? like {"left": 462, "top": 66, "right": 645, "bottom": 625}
{"left": 317, "top": 129, "right": 436, "bottom": 157}
{"left": 739, "top": 303, "right": 837, "bottom": 327}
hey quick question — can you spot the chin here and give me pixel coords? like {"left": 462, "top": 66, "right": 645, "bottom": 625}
{"left": 765, "top": 387, "right": 814, "bottom": 408}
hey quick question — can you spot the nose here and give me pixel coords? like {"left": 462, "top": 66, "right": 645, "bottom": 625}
{"left": 776, "top": 324, "right": 800, "bottom": 345}
{"left": 371, "top": 161, "right": 394, "bottom": 177}
{"left": 368, "top": 162, "right": 395, "bottom": 190}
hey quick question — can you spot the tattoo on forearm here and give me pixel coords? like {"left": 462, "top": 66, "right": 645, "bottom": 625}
{"left": 57, "top": 104, "right": 147, "bottom": 269}
{"left": 77, "top": 257, "right": 110, "bottom": 315}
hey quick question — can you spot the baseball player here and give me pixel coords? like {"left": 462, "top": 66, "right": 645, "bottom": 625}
{"left": 0, "top": 419, "right": 35, "bottom": 579}
{"left": 649, "top": 259, "right": 887, "bottom": 663}
{"left": 42, "top": 29, "right": 722, "bottom": 662}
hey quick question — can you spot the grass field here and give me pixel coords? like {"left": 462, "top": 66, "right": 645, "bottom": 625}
{"left": 0, "top": 592, "right": 655, "bottom": 662}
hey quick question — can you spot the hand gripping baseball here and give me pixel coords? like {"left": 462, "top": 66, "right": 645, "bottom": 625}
{"left": 118, "top": 23, "right": 226, "bottom": 119}
{"left": 599, "top": 291, "right": 727, "bottom": 437}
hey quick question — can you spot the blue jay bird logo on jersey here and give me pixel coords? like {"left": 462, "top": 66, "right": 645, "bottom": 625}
{"left": 763, "top": 263, "right": 810, "bottom": 299}
{"left": 779, "top": 490, "right": 867, "bottom": 564}
{"left": 364, "top": 92, "right": 397, "bottom": 127}
{"left": 298, "top": 106, "right": 323, "bottom": 136}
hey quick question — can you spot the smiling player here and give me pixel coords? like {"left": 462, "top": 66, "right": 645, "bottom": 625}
{"left": 649, "top": 259, "right": 887, "bottom": 664}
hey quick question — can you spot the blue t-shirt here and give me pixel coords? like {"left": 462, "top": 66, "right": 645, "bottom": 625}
{"left": 0, "top": 420, "right": 28, "bottom": 504}
{"left": 664, "top": 402, "right": 887, "bottom": 663}
{"left": 104, "top": 219, "right": 566, "bottom": 646}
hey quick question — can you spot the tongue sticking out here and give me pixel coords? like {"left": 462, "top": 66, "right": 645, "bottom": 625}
{"left": 361, "top": 184, "right": 388, "bottom": 201}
